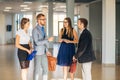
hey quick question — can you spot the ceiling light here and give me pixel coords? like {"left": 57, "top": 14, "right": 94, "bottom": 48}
{"left": 60, "top": 6, "right": 66, "bottom": 8}
{"left": 4, "top": 9, "right": 10, "bottom": 12}
{"left": 24, "top": 2, "right": 32, "bottom": 4}
{"left": 39, "top": 5, "right": 48, "bottom": 8}
{"left": 53, "top": 2, "right": 56, "bottom": 4}
{"left": 21, "top": 10, "right": 26, "bottom": 12}
{"left": 5, "top": 7, "right": 12, "bottom": 9}
{"left": 20, "top": 5, "right": 28, "bottom": 7}
{"left": 24, "top": 7, "right": 30, "bottom": 10}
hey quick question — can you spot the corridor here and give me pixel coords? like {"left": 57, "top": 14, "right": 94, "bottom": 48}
{"left": 0, "top": 45, "right": 120, "bottom": 80}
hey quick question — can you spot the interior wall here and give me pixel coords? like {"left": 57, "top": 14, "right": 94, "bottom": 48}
{"left": 89, "top": 1, "right": 102, "bottom": 63}
{"left": 5, "top": 13, "right": 13, "bottom": 44}
{"left": 0, "top": 13, "right": 13, "bottom": 44}
{"left": 75, "top": 3, "right": 89, "bottom": 36}
{"left": 89, "top": 1, "right": 102, "bottom": 40}
{"left": 78, "top": 4, "right": 89, "bottom": 28}
{"left": 0, "top": 13, "right": 6, "bottom": 44}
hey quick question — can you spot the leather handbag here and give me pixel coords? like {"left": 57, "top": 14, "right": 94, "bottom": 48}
{"left": 27, "top": 50, "right": 37, "bottom": 60}
{"left": 69, "top": 61, "right": 77, "bottom": 73}
{"left": 47, "top": 56, "right": 57, "bottom": 71}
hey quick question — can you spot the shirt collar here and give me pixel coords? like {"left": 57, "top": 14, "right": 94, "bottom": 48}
{"left": 80, "top": 28, "right": 85, "bottom": 34}
{"left": 37, "top": 24, "right": 44, "bottom": 29}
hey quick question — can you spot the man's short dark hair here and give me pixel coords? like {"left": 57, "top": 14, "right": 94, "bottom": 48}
{"left": 78, "top": 18, "right": 88, "bottom": 28}
{"left": 36, "top": 13, "right": 45, "bottom": 19}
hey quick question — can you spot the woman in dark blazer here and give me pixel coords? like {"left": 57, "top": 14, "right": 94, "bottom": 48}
{"left": 73, "top": 18, "right": 96, "bottom": 80}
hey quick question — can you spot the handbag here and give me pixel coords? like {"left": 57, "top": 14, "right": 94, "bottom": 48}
{"left": 27, "top": 50, "right": 37, "bottom": 60}
{"left": 69, "top": 61, "right": 77, "bottom": 73}
{"left": 47, "top": 56, "right": 57, "bottom": 71}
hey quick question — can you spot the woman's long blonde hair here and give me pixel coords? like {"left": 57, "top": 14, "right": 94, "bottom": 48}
{"left": 61, "top": 17, "right": 73, "bottom": 38}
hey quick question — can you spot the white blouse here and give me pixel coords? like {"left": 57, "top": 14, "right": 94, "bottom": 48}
{"left": 16, "top": 29, "right": 30, "bottom": 44}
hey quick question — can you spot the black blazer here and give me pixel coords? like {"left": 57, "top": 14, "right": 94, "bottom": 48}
{"left": 75, "top": 29, "right": 96, "bottom": 63}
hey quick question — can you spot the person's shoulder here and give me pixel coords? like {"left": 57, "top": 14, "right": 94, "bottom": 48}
{"left": 16, "top": 29, "right": 23, "bottom": 35}
{"left": 72, "top": 28, "right": 77, "bottom": 33}
{"left": 71, "top": 27, "right": 75, "bottom": 31}
{"left": 84, "top": 29, "right": 92, "bottom": 38}
{"left": 84, "top": 29, "right": 90, "bottom": 33}
{"left": 61, "top": 28, "right": 64, "bottom": 31}
{"left": 32, "top": 26, "right": 38, "bottom": 34}
{"left": 17, "top": 29, "right": 22, "bottom": 32}
{"left": 33, "top": 26, "right": 38, "bottom": 31}
{"left": 82, "top": 29, "right": 91, "bottom": 36}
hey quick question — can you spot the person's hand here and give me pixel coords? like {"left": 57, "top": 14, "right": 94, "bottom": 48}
{"left": 73, "top": 56, "right": 77, "bottom": 62}
{"left": 59, "top": 39, "right": 64, "bottom": 42}
{"left": 64, "top": 39, "right": 70, "bottom": 43}
{"left": 48, "top": 36, "right": 54, "bottom": 42}
{"left": 26, "top": 49, "right": 31, "bottom": 54}
{"left": 46, "top": 51, "right": 52, "bottom": 56}
{"left": 31, "top": 48, "right": 34, "bottom": 51}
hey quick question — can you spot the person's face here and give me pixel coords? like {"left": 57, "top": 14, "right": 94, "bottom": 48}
{"left": 24, "top": 21, "right": 30, "bottom": 29}
{"left": 63, "top": 20, "right": 68, "bottom": 28}
{"left": 37, "top": 16, "right": 46, "bottom": 26}
{"left": 77, "top": 20, "right": 83, "bottom": 30}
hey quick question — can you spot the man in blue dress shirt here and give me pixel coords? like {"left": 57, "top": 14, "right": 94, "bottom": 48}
{"left": 32, "top": 13, "right": 53, "bottom": 80}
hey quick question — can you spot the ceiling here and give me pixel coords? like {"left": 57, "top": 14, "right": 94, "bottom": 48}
{"left": 0, "top": 0, "right": 97, "bottom": 13}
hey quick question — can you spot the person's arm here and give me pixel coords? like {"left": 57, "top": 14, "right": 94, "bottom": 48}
{"left": 15, "top": 35, "right": 31, "bottom": 54}
{"left": 45, "top": 37, "right": 54, "bottom": 56}
{"left": 28, "top": 41, "right": 33, "bottom": 51}
{"left": 58, "top": 28, "right": 64, "bottom": 42}
{"left": 28, "top": 41, "right": 33, "bottom": 54}
{"left": 74, "top": 33, "right": 90, "bottom": 59}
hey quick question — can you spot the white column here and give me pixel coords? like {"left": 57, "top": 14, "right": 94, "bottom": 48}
{"left": 48, "top": 2, "right": 53, "bottom": 48}
{"left": 66, "top": 0, "right": 74, "bottom": 27}
{"left": 0, "top": 13, "right": 6, "bottom": 44}
{"left": 32, "top": 12, "right": 36, "bottom": 28}
{"left": 12, "top": 14, "right": 16, "bottom": 38}
{"left": 102, "top": 0, "right": 116, "bottom": 64}
{"left": 48, "top": 2, "right": 53, "bottom": 37}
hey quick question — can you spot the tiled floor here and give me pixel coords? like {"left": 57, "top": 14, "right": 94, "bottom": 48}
{"left": 0, "top": 45, "right": 120, "bottom": 80}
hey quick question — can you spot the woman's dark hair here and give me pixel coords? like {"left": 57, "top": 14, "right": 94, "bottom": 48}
{"left": 61, "top": 17, "right": 73, "bottom": 38}
{"left": 21, "top": 18, "right": 29, "bottom": 29}
{"left": 78, "top": 18, "right": 88, "bottom": 28}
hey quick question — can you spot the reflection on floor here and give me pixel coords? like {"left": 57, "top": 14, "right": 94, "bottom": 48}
{"left": 50, "top": 78, "right": 81, "bottom": 80}
{"left": 0, "top": 45, "right": 120, "bottom": 80}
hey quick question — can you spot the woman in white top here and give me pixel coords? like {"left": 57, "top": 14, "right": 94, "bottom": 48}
{"left": 15, "top": 18, "right": 32, "bottom": 80}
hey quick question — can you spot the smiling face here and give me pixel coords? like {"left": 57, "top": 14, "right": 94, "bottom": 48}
{"left": 63, "top": 19, "right": 68, "bottom": 28}
{"left": 77, "top": 18, "right": 88, "bottom": 30}
{"left": 37, "top": 15, "right": 46, "bottom": 26}
{"left": 77, "top": 20, "right": 84, "bottom": 30}
{"left": 24, "top": 21, "right": 30, "bottom": 29}
{"left": 21, "top": 18, "right": 30, "bottom": 30}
